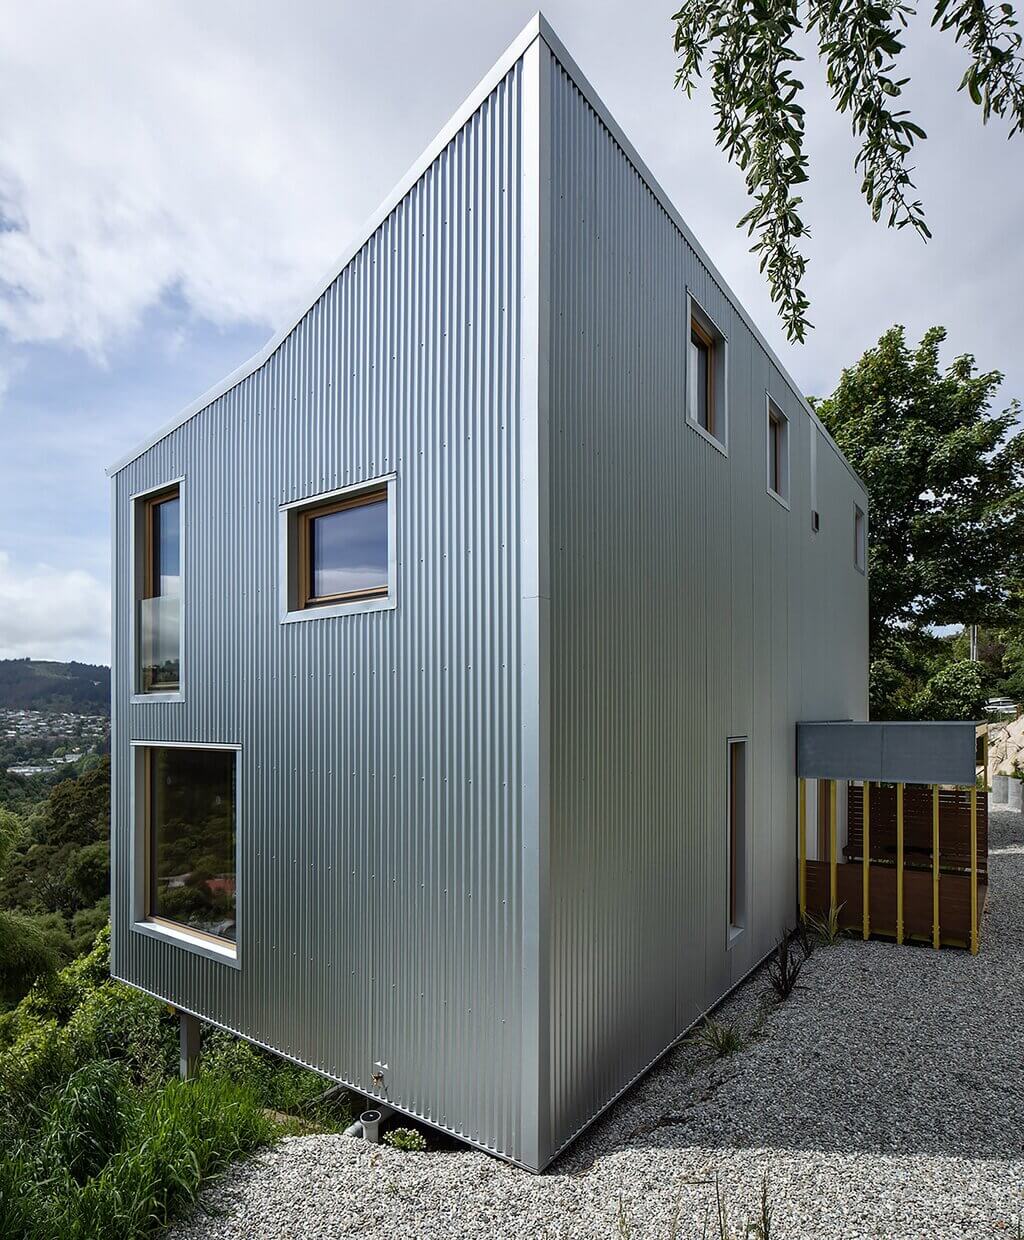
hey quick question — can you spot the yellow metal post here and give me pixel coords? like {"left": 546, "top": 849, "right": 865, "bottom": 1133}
{"left": 862, "top": 782, "right": 870, "bottom": 940}
{"left": 798, "top": 778, "right": 807, "bottom": 920}
{"left": 932, "top": 784, "right": 940, "bottom": 950}
{"left": 829, "top": 779, "right": 838, "bottom": 913}
{"left": 896, "top": 782, "right": 904, "bottom": 945}
{"left": 970, "top": 785, "right": 979, "bottom": 955}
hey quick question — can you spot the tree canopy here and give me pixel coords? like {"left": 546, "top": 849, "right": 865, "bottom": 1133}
{"left": 814, "top": 324, "right": 1024, "bottom": 716}
{"left": 672, "top": 0, "right": 1024, "bottom": 341}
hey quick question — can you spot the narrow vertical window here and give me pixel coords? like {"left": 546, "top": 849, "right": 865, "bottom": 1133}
{"left": 728, "top": 738, "right": 747, "bottom": 932}
{"left": 144, "top": 745, "right": 237, "bottom": 951}
{"left": 138, "top": 485, "right": 181, "bottom": 693}
{"left": 766, "top": 397, "right": 789, "bottom": 503}
{"left": 854, "top": 504, "right": 867, "bottom": 572}
{"left": 810, "top": 426, "right": 820, "bottom": 532}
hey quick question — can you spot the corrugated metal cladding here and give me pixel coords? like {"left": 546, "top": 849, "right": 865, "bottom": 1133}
{"left": 111, "top": 19, "right": 870, "bottom": 1173}
{"left": 111, "top": 61, "right": 525, "bottom": 1159}
{"left": 542, "top": 48, "right": 868, "bottom": 1160}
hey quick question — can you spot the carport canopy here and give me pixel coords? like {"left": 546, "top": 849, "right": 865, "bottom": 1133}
{"left": 796, "top": 721, "right": 978, "bottom": 786}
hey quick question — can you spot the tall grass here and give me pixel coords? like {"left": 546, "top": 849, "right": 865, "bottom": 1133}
{"left": 3, "top": 1076, "right": 277, "bottom": 1239}
{"left": 0, "top": 925, "right": 351, "bottom": 1239}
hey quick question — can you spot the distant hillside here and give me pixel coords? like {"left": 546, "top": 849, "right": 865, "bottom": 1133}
{"left": 0, "top": 659, "right": 110, "bottom": 714}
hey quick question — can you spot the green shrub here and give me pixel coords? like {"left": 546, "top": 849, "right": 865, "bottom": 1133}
{"left": 383, "top": 1126, "right": 427, "bottom": 1152}
{"left": 65, "top": 981, "right": 177, "bottom": 1088}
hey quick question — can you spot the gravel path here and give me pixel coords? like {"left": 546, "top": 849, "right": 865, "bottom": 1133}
{"left": 170, "top": 808, "right": 1024, "bottom": 1240}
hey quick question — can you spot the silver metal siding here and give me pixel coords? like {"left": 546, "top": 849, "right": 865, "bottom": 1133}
{"left": 111, "top": 62, "right": 525, "bottom": 1162}
{"left": 543, "top": 55, "right": 869, "bottom": 1160}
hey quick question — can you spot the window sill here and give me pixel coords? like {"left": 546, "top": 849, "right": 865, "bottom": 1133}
{"left": 280, "top": 594, "right": 396, "bottom": 624}
{"left": 131, "top": 692, "right": 185, "bottom": 705}
{"left": 727, "top": 924, "right": 745, "bottom": 950}
{"left": 686, "top": 416, "right": 729, "bottom": 457}
{"left": 767, "top": 487, "right": 791, "bottom": 511}
{"left": 131, "top": 919, "right": 240, "bottom": 969}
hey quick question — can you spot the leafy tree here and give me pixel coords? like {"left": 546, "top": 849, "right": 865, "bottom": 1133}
{"left": 672, "top": 0, "right": 1024, "bottom": 341}
{"left": 911, "top": 657, "right": 989, "bottom": 719}
{"left": 37, "top": 759, "right": 110, "bottom": 850}
{"left": 0, "top": 809, "right": 64, "bottom": 1005}
{"left": 813, "top": 325, "right": 1024, "bottom": 716}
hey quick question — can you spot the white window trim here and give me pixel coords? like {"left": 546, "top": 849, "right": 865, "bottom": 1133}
{"left": 129, "top": 476, "right": 186, "bottom": 705}
{"left": 129, "top": 740, "right": 242, "bottom": 969}
{"left": 685, "top": 290, "right": 729, "bottom": 456}
{"left": 765, "top": 393, "right": 791, "bottom": 510}
{"left": 279, "top": 473, "right": 398, "bottom": 624}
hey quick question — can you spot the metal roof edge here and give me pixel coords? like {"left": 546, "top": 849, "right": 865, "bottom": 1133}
{"left": 109, "top": 10, "right": 866, "bottom": 498}
{"left": 533, "top": 14, "right": 867, "bottom": 496}
{"left": 106, "top": 14, "right": 545, "bottom": 476}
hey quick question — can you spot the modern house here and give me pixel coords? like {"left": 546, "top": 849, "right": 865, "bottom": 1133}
{"left": 108, "top": 14, "right": 871, "bottom": 1170}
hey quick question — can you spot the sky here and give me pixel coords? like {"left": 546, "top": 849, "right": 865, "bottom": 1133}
{"left": 0, "top": 0, "right": 1021, "bottom": 666}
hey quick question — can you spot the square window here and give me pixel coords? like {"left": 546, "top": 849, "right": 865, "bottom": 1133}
{"left": 281, "top": 478, "right": 395, "bottom": 622}
{"left": 142, "top": 745, "right": 237, "bottom": 952}
{"left": 766, "top": 397, "right": 789, "bottom": 504}
{"left": 686, "top": 296, "right": 727, "bottom": 450}
{"left": 136, "top": 484, "right": 182, "bottom": 694}
{"left": 302, "top": 489, "right": 388, "bottom": 606}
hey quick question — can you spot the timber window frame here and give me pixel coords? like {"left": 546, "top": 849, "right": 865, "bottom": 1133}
{"left": 280, "top": 474, "right": 398, "bottom": 624}
{"left": 131, "top": 478, "right": 184, "bottom": 703}
{"left": 685, "top": 292, "right": 728, "bottom": 454}
{"left": 130, "top": 741, "right": 241, "bottom": 968}
{"left": 765, "top": 395, "right": 790, "bottom": 507}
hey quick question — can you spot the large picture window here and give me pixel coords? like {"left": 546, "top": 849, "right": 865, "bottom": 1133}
{"left": 144, "top": 746, "right": 236, "bottom": 949}
{"left": 138, "top": 484, "right": 182, "bottom": 693}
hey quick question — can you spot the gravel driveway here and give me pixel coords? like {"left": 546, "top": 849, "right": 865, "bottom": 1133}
{"left": 170, "top": 808, "right": 1024, "bottom": 1240}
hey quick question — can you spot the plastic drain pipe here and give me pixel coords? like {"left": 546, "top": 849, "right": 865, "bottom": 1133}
{"left": 344, "top": 1104, "right": 394, "bottom": 1143}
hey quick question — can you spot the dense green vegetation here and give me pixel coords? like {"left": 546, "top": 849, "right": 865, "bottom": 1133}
{"left": 0, "top": 674, "right": 354, "bottom": 1238}
{"left": 0, "top": 758, "right": 112, "bottom": 1001}
{"left": 0, "top": 930, "right": 352, "bottom": 1237}
{"left": 815, "top": 325, "right": 1024, "bottom": 719}
{"left": 0, "top": 660, "right": 110, "bottom": 714}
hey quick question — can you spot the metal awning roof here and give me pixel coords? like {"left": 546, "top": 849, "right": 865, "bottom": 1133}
{"left": 796, "top": 721, "right": 978, "bottom": 786}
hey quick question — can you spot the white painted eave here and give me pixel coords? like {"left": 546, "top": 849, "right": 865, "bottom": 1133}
{"left": 108, "top": 10, "right": 864, "bottom": 496}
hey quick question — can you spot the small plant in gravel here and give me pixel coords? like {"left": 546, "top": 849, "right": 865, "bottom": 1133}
{"left": 766, "top": 934, "right": 804, "bottom": 1002}
{"left": 790, "top": 919, "right": 814, "bottom": 961}
{"left": 383, "top": 1126, "right": 427, "bottom": 1152}
{"left": 806, "top": 903, "right": 845, "bottom": 946}
{"left": 690, "top": 1017, "right": 744, "bottom": 1060}
{"left": 712, "top": 1175, "right": 773, "bottom": 1240}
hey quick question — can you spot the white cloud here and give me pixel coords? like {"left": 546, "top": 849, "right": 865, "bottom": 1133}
{"left": 0, "top": 551, "right": 109, "bottom": 664}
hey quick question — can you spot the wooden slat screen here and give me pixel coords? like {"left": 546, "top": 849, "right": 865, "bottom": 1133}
{"left": 845, "top": 783, "right": 987, "bottom": 878}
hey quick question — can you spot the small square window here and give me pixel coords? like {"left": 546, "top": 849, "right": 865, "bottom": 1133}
{"left": 766, "top": 397, "right": 789, "bottom": 504}
{"left": 854, "top": 504, "right": 867, "bottom": 572}
{"left": 301, "top": 489, "right": 388, "bottom": 607}
{"left": 686, "top": 296, "right": 727, "bottom": 450}
{"left": 281, "top": 478, "right": 395, "bottom": 622}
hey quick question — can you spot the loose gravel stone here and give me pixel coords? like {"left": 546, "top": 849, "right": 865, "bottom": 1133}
{"left": 169, "top": 808, "right": 1024, "bottom": 1240}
